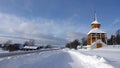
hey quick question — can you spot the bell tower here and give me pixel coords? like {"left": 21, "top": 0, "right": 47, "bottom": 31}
{"left": 87, "top": 11, "right": 107, "bottom": 49}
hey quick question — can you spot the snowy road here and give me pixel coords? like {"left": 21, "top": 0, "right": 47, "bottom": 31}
{"left": 0, "top": 49, "right": 59, "bottom": 58}
{"left": 0, "top": 49, "right": 114, "bottom": 68}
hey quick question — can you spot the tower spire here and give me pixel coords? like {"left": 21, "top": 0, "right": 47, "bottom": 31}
{"left": 94, "top": 11, "right": 97, "bottom": 21}
{"left": 91, "top": 10, "right": 100, "bottom": 28}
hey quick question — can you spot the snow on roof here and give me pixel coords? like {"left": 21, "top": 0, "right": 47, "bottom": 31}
{"left": 91, "top": 20, "right": 100, "bottom": 24}
{"left": 88, "top": 28, "right": 106, "bottom": 34}
{"left": 23, "top": 46, "right": 38, "bottom": 49}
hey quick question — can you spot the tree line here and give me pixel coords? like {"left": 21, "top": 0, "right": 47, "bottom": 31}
{"left": 66, "top": 29, "right": 120, "bottom": 49}
{"left": 65, "top": 38, "right": 87, "bottom": 49}
{"left": 107, "top": 29, "right": 120, "bottom": 45}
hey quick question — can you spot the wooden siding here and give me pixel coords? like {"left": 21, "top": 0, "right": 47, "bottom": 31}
{"left": 97, "top": 43, "right": 102, "bottom": 48}
{"left": 91, "top": 24, "right": 100, "bottom": 29}
{"left": 87, "top": 33, "right": 107, "bottom": 45}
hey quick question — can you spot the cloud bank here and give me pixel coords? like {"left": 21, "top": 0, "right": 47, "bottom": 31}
{"left": 0, "top": 12, "right": 86, "bottom": 46}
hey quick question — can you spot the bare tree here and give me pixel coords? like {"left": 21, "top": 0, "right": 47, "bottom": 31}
{"left": 23, "top": 41, "right": 29, "bottom": 46}
{"left": 29, "top": 39, "right": 35, "bottom": 46}
{"left": 24, "top": 39, "right": 35, "bottom": 46}
{"left": 4, "top": 40, "right": 12, "bottom": 46}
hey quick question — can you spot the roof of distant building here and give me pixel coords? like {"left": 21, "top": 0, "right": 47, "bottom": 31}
{"left": 23, "top": 46, "right": 39, "bottom": 49}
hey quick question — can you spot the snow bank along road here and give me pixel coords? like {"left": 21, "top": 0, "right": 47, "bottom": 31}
{"left": 78, "top": 47, "right": 120, "bottom": 68}
{"left": 67, "top": 49, "right": 113, "bottom": 68}
{"left": 0, "top": 49, "right": 114, "bottom": 68}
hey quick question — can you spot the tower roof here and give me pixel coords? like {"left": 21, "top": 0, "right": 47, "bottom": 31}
{"left": 88, "top": 28, "right": 106, "bottom": 34}
{"left": 91, "top": 20, "right": 99, "bottom": 24}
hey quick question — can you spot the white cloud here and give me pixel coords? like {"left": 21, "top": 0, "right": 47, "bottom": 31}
{"left": 66, "top": 32, "right": 86, "bottom": 42}
{"left": 0, "top": 13, "right": 53, "bottom": 36}
{"left": 0, "top": 13, "right": 69, "bottom": 45}
{"left": 0, "top": 12, "right": 87, "bottom": 45}
{"left": 13, "top": 22, "right": 39, "bottom": 35}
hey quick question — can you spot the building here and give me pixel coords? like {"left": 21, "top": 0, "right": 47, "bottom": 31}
{"left": 87, "top": 11, "right": 107, "bottom": 49}
{"left": 22, "top": 46, "right": 39, "bottom": 50}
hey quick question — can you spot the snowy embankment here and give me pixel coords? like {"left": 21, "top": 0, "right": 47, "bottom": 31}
{"left": 79, "top": 45, "right": 120, "bottom": 68}
{"left": 68, "top": 50, "right": 113, "bottom": 68}
{"left": 0, "top": 48, "right": 114, "bottom": 68}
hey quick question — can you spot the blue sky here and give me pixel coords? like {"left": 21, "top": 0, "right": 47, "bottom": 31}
{"left": 0, "top": 0, "right": 119, "bottom": 45}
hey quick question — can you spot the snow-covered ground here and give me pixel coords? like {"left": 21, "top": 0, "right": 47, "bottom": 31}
{"left": 0, "top": 48, "right": 9, "bottom": 53}
{"left": 0, "top": 45, "right": 119, "bottom": 68}
{"left": 78, "top": 45, "right": 120, "bottom": 68}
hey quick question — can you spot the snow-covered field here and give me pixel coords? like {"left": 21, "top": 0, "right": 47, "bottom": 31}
{"left": 0, "top": 48, "right": 9, "bottom": 53}
{"left": 0, "top": 45, "right": 120, "bottom": 68}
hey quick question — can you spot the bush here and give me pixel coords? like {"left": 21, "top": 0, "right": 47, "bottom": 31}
{"left": 45, "top": 45, "right": 52, "bottom": 48}
{"left": 3, "top": 44, "right": 20, "bottom": 51}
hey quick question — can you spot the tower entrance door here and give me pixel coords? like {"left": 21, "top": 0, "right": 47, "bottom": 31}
{"left": 97, "top": 43, "right": 102, "bottom": 48}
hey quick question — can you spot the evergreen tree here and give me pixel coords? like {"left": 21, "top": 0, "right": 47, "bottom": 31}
{"left": 81, "top": 37, "right": 87, "bottom": 46}
{"left": 116, "top": 29, "right": 120, "bottom": 44}
{"left": 107, "top": 29, "right": 120, "bottom": 45}
{"left": 107, "top": 35, "right": 116, "bottom": 45}
{"left": 65, "top": 39, "right": 80, "bottom": 49}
